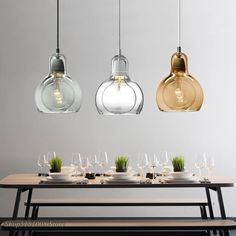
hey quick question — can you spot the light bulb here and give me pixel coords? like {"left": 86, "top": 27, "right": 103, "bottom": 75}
{"left": 156, "top": 51, "right": 203, "bottom": 112}
{"left": 95, "top": 54, "right": 144, "bottom": 115}
{"left": 53, "top": 79, "right": 64, "bottom": 106}
{"left": 35, "top": 53, "right": 82, "bottom": 113}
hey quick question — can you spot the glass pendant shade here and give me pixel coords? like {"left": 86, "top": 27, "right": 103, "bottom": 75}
{"left": 95, "top": 54, "right": 144, "bottom": 115}
{"left": 35, "top": 53, "right": 82, "bottom": 113}
{"left": 156, "top": 51, "right": 203, "bottom": 112}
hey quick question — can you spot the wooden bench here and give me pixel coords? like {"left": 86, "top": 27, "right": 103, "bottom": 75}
{"left": 1, "top": 219, "right": 236, "bottom": 235}
{"left": 24, "top": 198, "right": 209, "bottom": 220}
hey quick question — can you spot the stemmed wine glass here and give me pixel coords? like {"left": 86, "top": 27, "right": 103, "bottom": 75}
{"left": 149, "top": 154, "right": 159, "bottom": 182}
{"left": 204, "top": 155, "right": 215, "bottom": 180}
{"left": 79, "top": 156, "right": 89, "bottom": 179}
{"left": 98, "top": 152, "right": 108, "bottom": 181}
{"left": 137, "top": 153, "right": 149, "bottom": 180}
{"left": 71, "top": 153, "right": 80, "bottom": 177}
{"left": 47, "top": 151, "right": 56, "bottom": 159}
{"left": 195, "top": 153, "right": 206, "bottom": 180}
{"left": 44, "top": 156, "right": 50, "bottom": 173}
{"left": 37, "top": 154, "right": 46, "bottom": 175}
{"left": 88, "top": 155, "right": 99, "bottom": 173}
{"left": 158, "top": 151, "right": 169, "bottom": 180}
{"left": 44, "top": 151, "right": 56, "bottom": 173}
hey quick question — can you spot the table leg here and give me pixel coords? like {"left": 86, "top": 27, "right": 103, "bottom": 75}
{"left": 205, "top": 187, "right": 217, "bottom": 235}
{"left": 10, "top": 189, "right": 22, "bottom": 236}
{"left": 12, "top": 188, "right": 22, "bottom": 220}
{"left": 24, "top": 188, "right": 33, "bottom": 219}
{"left": 202, "top": 205, "right": 208, "bottom": 219}
{"left": 216, "top": 187, "right": 229, "bottom": 236}
{"left": 216, "top": 187, "right": 226, "bottom": 219}
{"left": 205, "top": 187, "right": 215, "bottom": 220}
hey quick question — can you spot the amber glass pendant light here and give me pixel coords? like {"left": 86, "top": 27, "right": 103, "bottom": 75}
{"left": 35, "top": 0, "right": 82, "bottom": 113}
{"left": 95, "top": 0, "right": 144, "bottom": 115}
{"left": 156, "top": 0, "right": 203, "bottom": 112}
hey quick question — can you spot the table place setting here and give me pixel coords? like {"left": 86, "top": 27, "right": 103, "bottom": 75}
{"left": 40, "top": 172, "right": 85, "bottom": 185}
{"left": 160, "top": 171, "right": 198, "bottom": 184}
{"left": 41, "top": 176, "right": 77, "bottom": 184}
{"left": 99, "top": 156, "right": 137, "bottom": 184}
{"left": 40, "top": 174, "right": 90, "bottom": 185}
{"left": 104, "top": 172, "right": 140, "bottom": 184}
{"left": 36, "top": 151, "right": 215, "bottom": 185}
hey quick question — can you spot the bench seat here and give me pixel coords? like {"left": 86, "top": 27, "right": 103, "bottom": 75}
{"left": 24, "top": 198, "right": 209, "bottom": 220}
{"left": 25, "top": 198, "right": 208, "bottom": 206}
{"left": 1, "top": 219, "right": 236, "bottom": 231}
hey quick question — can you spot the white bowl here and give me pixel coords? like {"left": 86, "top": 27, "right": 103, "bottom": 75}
{"left": 48, "top": 172, "right": 71, "bottom": 180}
{"left": 112, "top": 172, "right": 131, "bottom": 180}
{"left": 170, "top": 171, "right": 192, "bottom": 180}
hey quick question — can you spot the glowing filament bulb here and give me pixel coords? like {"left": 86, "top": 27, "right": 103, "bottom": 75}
{"left": 53, "top": 88, "right": 63, "bottom": 105}
{"left": 115, "top": 75, "right": 126, "bottom": 90}
{"left": 175, "top": 87, "right": 184, "bottom": 103}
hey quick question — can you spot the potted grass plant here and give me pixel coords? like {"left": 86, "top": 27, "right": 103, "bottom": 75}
{"left": 171, "top": 156, "right": 192, "bottom": 179}
{"left": 115, "top": 156, "right": 129, "bottom": 172}
{"left": 172, "top": 156, "right": 185, "bottom": 172}
{"left": 49, "top": 156, "right": 62, "bottom": 173}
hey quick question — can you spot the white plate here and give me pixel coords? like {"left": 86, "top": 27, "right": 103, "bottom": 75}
{"left": 164, "top": 177, "right": 197, "bottom": 183}
{"left": 105, "top": 177, "right": 139, "bottom": 184}
{"left": 44, "top": 176, "right": 77, "bottom": 183}
{"left": 48, "top": 173, "right": 71, "bottom": 180}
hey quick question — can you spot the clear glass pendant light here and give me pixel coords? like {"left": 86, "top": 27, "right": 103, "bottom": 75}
{"left": 35, "top": 0, "right": 82, "bottom": 113}
{"left": 156, "top": 0, "right": 203, "bottom": 112}
{"left": 95, "top": 0, "right": 144, "bottom": 115}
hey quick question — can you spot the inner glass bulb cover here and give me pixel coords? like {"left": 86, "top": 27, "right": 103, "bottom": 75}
{"left": 35, "top": 53, "right": 82, "bottom": 113}
{"left": 156, "top": 51, "right": 204, "bottom": 112}
{"left": 95, "top": 54, "right": 144, "bottom": 115}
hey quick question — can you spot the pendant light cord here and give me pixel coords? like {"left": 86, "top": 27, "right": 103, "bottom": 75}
{"left": 56, "top": 0, "right": 60, "bottom": 53}
{"left": 118, "top": 0, "right": 121, "bottom": 55}
{"left": 177, "top": 0, "right": 181, "bottom": 53}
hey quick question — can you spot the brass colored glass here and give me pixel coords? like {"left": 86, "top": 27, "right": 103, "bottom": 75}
{"left": 156, "top": 51, "right": 204, "bottom": 112}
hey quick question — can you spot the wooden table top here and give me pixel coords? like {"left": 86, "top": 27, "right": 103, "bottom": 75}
{"left": 0, "top": 174, "right": 235, "bottom": 189}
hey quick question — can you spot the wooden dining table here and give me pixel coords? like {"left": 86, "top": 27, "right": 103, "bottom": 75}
{"left": 0, "top": 173, "right": 235, "bottom": 222}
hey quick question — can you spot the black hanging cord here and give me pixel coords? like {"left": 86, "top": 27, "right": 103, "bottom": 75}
{"left": 177, "top": 0, "right": 181, "bottom": 53}
{"left": 118, "top": 0, "right": 121, "bottom": 55}
{"left": 56, "top": 0, "right": 60, "bottom": 53}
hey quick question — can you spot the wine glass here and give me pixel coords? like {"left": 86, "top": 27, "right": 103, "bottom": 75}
{"left": 88, "top": 155, "right": 99, "bottom": 173}
{"left": 98, "top": 152, "right": 108, "bottom": 180}
{"left": 79, "top": 156, "right": 89, "bottom": 179}
{"left": 44, "top": 151, "right": 55, "bottom": 173}
{"left": 37, "top": 154, "right": 46, "bottom": 175}
{"left": 149, "top": 154, "right": 159, "bottom": 181}
{"left": 195, "top": 153, "right": 206, "bottom": 180}
{"left": 205, "top": 155, "right": 215, "bottom": 180}
{"left": 71, "top": 153, "right": 80, "bottom": 176}
{"left": 137, "top": 153, "right": 149, "bottom": 180}
{"left": 158, "top": 151, "right": 169, "bottom": 180}
{"left": 47, "top": 151, "right": 56, "bottom": 159}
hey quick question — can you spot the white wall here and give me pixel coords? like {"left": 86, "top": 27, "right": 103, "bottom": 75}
{"left": 0, "top": 0, "right": 236, "bottom": 218}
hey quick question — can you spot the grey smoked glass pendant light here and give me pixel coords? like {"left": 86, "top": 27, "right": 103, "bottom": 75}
{"left": 156, "top": 0, "right": 203, "bottom": 112}
{"left": 95, "top": 0, "right": 144, "bottom": 115}
{"left": 35, "top": 0, "right": 82, "bottom": 113}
